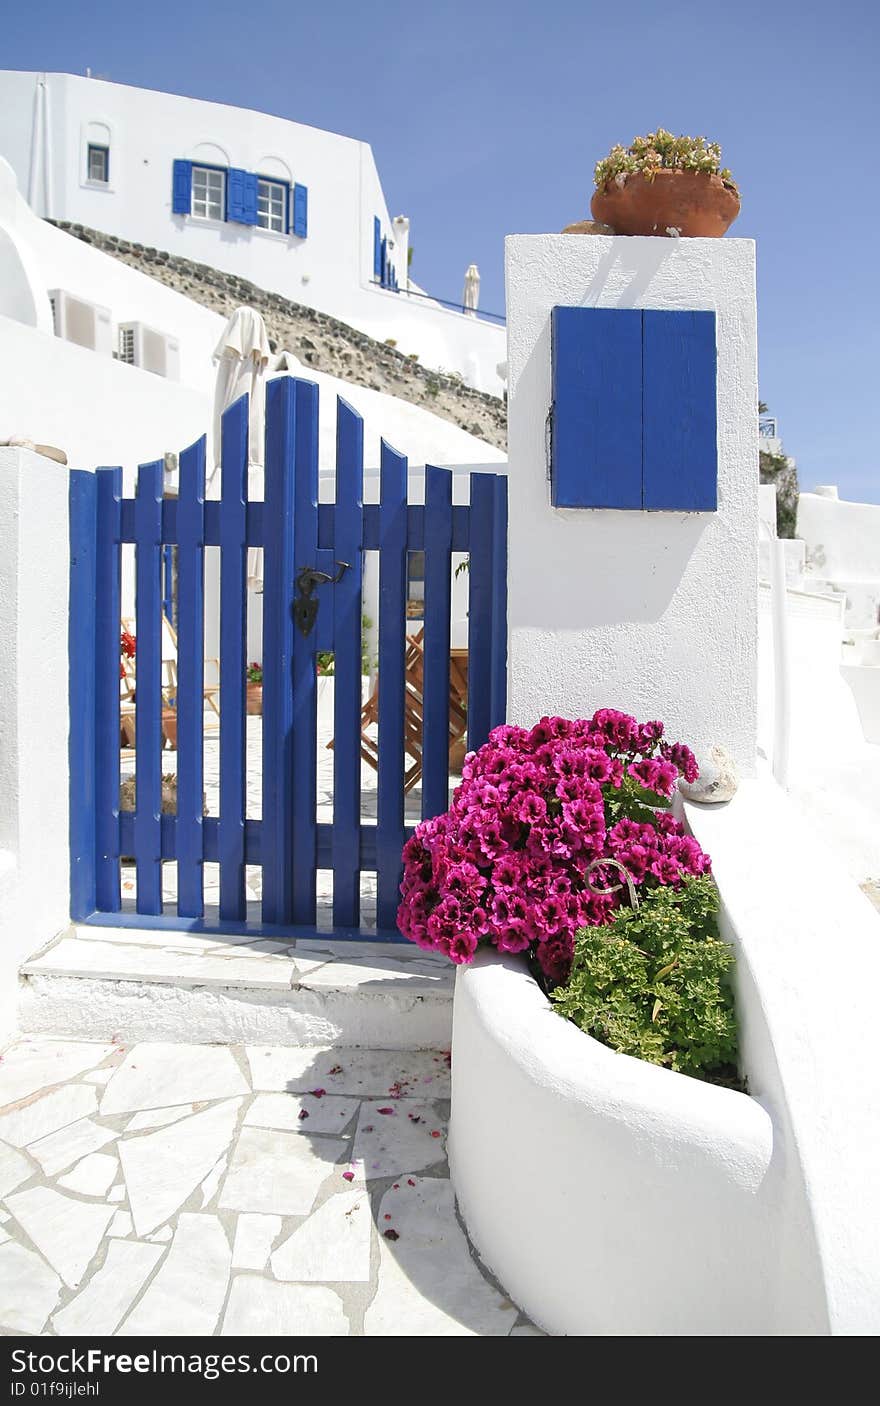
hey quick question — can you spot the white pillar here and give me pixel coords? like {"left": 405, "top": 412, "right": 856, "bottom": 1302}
{"left": 0, "top": 447, "right": 71, "bottom": 1038}
{"left": 505, "top": 234, "right": 759, "bottom": 774}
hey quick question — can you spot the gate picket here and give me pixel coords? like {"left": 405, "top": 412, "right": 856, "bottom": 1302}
{"left": 375, "top": 442, "right": 408, "bottom": 930}
{"left": 421, "top": 466, "right": 453, "bottom": 820}
{"left": 176, "top": 437, "right": 206, "bottom": 917}
{"left": 290, "top": 379, "right": 321, "bottom": 926}
{"left": 133, "top": 459, "right": 164, "bottom": 914}
{"left": 95, "top": 467, "right": 123, "bottom": 913}
{"left": 331, "top": 399, "right": 365, "bottom": 928}
{"left": 261, "top": 378, "right": 297, "bottom": 925}
{"left": 70, "top": 376, "right": 507, "bottom": 942}
{"left": 218, "top": 397, "right": 249, "bottom": 921}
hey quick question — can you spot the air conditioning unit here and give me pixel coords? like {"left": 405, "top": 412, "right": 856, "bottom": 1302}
{"left": 48, "top": 290, "right": 113, "bottom": 356}
{"left": 117, "top": 321, "right": 181, "bottom": 380}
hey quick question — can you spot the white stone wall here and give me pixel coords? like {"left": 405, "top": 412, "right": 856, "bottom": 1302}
{"left": 798, "top": 489, "right": 880, "bottom": 629}
{"left": 505, "top": 234, "right": 759, "bottom": 772}
{"left": 0, "top": 71, "right": 505, "bottom": 393}
{"left": 0, "top": 448, "right": 71, "bottom": 1041}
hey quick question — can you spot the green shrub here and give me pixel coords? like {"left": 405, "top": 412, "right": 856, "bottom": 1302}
{"left": 550, "top": 877, "right": 740, "bottom": 1086}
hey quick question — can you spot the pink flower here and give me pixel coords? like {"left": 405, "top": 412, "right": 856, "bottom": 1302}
{"left": 396, "top": 709, "right": 711, "bottom": 973}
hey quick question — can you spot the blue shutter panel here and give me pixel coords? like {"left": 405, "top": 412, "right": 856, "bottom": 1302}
{"left": 227, "top": 168, "right": 258, "bottom": 225}
{"left": 550, "top": 307, "right": 642, "bottom": 509}
{"left": 373, "top": 217, "right": 382, "bottom": 278}
{"left": 292, "top": 183, "right": 308, "bottom": 238}
{"left": 172, "top": 159, "right": 192, "bottom": 214}
{"left": 242, "top": 172, "right": 259, "bottom": 225}
{"left": 642, "top": 311, "right": 717, "bottom": 511}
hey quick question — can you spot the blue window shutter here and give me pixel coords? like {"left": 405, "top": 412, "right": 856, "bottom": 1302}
{"left": 373, "top": 217, "right": 382, "bottom": 278}
{"left": 172, "top": 159, "right": 192, "bottom": 214}
{"left": 227, "top": 168, "right": 258, "bottom": 224}
{"left": 550, "top": 307, "right": 642, "bottom": 509}
{"left": 242, "top": 171, "right": 259, "bottom": 225}
{"left": 642, "top": 311, "right": 717, "bottom": 511}
{"left": 292, "top": 183, "right": 308, "bottom": 237}
{"left": 380, "top": 236, "right": 388, "bottom": 288}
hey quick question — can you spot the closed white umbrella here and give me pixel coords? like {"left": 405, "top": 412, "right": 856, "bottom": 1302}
{"left": 210, "top": 306, "right": 270, "bottom": 588}
{"left": 463, "top": 263, "right": 480, "bottom": 317}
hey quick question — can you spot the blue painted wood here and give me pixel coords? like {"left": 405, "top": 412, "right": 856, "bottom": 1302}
{"left": 331, "top": 399, "right": 365, "bottom": 927}
{"left": 176, "top": 437, "right": 206, "bottom": 918}
{"left": 261, "top": 377, "right": 297, "bottom": 925}
{"left": 490, "top": 474, "right": 509, "bottom": 728}
{"left": 290, "top": 379, "right": 321, "bottom": 925}
{"left": 161, "top": 544, "right": 173, "bottom": 624}
{"left": 642, "top": 310, "right": 718, "bottom": 511}
{"left": 375, "top": 441, "right": 408, "bottom": 931}
{"left": 218, "top": 396, "right": 249, "bottom": 921}
{"left": 119, "top": 500, "right": 474, "bottom": 554}
{"left": 118, "top": 812, "right": 414, "bottom": 871}
{"left": 133, "top": 460, "right": 164, "bottom": 914}
{"left": 94, "top": 467, "right": 123, "bottom": 913}
{"left": 551, "top": 306, "right": 642, "bottom": 509}
{"left": 226, "top": 168, "right": 258, "bottom": 225}
{"left": 373, "top": 217, "right": 382, "bottom": 278}
{"left": 172, "top": 159, "right": 192, "bottom": 214}
{"left": 421, "top": 466, "right": 453, "bottom": 820}
{"left": 292, "top": 183, "right": 308, "bottom": 238}
{"left": 466, "top": 473, "right": 494, "bottom": 754}
{"left": 69, "top": 471, "right": 98, "bottom": 920}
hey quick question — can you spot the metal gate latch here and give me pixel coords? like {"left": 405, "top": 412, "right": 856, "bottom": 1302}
{"left": 293, "top": 561, "right": 350, "bottom": 637}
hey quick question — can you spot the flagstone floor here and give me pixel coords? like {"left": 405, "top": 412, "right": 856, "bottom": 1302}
{"left": 0, "top": 1036, "right": 541, "bottom": 1337}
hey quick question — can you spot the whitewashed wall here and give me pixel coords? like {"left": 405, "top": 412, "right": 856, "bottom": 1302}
{"left": 0, "top": 448, "right": 71, "bottom": 1042}
{"left": 798, "top": 489, "right": 880, "bottom": 629}
{"left": 505, "top": 234, "right": 759, "bottom": 772}
{"left": 0, "top": 71, "right": 505, "bottom": 393}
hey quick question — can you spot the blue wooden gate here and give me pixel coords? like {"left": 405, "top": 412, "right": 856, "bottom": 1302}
{"left": 68, "top": 377, "right": 507, "bottom": 939}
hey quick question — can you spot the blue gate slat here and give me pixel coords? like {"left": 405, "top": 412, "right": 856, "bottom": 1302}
{"left": 375, "top": 442, "right": 408, "bottom": 932}
{"left": 176, "top": 437, "right": 206, "bottom": 917}
{"left": 69, "top": 471, "right": 98, "bottom": 919}
{"left": 261, "top": 378, "right": 296, "bottom": 924}
{"left": 490, "top": 476, "right": 509, "bottom": 728}
{"left": 421, "top": 466, "right": 453, "bottom": 820}
{"left": 120, "top": 813, "right": 414, "bottom": 873}
{"left": 218, "top": 396, "right": 249, "bottom": 922}
{"left": 291, "top": 379, "right": 321, "bottom": 925}
{"left": 465, "top": 473, "right": 496, "bottom": 754}
{"left": 133, "top": 459, "right": 164, "bottom": 914}
{"left": 94, "top": 468, "right": 122, "bottom": 913}
{"left": 331, "top": 398, "right": 365, "bottom": 928}
{"left": 123, "top": 500, "right": 471, "bottom": 555}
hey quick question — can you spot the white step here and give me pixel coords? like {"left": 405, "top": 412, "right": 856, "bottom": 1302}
{"left": 19, "top": 926, "right": 453, "bottom": 1050}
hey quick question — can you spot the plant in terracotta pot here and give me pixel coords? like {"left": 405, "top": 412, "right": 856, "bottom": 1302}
{"left": 246, "top": 660, "right": 263, "bottom": 715}
{"left": 592, "top": 129, "right": 740, "bottom": 238}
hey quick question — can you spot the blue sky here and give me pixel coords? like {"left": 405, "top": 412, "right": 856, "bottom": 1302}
{"left": 6, "top": 0, "right": 879, "bottom": 498}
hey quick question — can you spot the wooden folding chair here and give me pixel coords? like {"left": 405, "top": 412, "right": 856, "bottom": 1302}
{"left": 334, "top": 628, "right": 469, "bottom": 794}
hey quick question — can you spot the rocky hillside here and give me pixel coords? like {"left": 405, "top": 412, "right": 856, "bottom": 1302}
{"left": 49, "top": 221, "right": 507, "bottom": 452}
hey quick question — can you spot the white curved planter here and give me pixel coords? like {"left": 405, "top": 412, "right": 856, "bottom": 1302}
{"left": 450, "top": 951, "right": 776, "bottom": 1337}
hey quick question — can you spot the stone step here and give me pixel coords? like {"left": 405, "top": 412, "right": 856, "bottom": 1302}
{"left": 18, "top": 926, "right": 453, "bottom": 1050}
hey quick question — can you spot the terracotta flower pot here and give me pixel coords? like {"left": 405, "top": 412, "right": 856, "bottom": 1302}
{"left": 246, "top": 682, "right": 263, "bottom": 716}
{"left": 161, "top": 706, "right": 177, "bottom": 750}
{"left": 591, "top": 169, "right": 740, "bottom": 238}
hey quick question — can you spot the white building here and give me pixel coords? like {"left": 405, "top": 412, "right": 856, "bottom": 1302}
{"left": 0, "top": 69, "right": 505, "bottom": 393}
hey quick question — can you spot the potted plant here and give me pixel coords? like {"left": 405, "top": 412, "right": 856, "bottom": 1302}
{"left": 246, "top": 660, "right": 263, "bottom": 715}
{"left": 591, "top": 129, "right": 740, "bottom": 237}
{"left": 397, "top": 710, "right": 767, "bottom": 1336}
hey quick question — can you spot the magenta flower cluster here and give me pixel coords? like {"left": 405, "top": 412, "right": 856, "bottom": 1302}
{"left": 397, "top": 710, "right": 710, "bottom": 983}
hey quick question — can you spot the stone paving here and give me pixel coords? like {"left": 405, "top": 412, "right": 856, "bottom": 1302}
{"left": 0, "top": 1036, "right": 541, "bottom": 1337}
